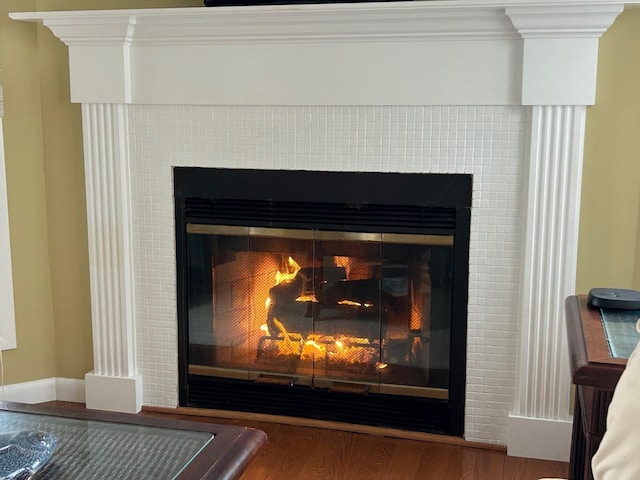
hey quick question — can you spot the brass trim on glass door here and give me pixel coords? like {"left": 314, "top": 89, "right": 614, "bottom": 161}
{"left": 187, "top": 224, "right": 453, "bottom": 246}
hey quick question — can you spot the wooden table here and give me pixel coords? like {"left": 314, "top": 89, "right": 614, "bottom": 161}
{"left": 565, "top": 295, "right": 627, "bottom": 480}
{"left": 0, "top": 401, "right": 267, "bottom": 480}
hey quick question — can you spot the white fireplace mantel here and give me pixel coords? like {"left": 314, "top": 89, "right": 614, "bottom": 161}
{"left": 10, "top": 0, "right": 639, "bottom": 461}
{"left": 10, "top": 1, "right": 631, "bottom": 106}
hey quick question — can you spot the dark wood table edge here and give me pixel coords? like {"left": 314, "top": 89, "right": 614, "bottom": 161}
{"left": 0, "top": 401, "right": 267, "bottom": 480}
{"left": 565, "top": 295, "right": 631, "bottom": 480}
{"left": 565, "top": 295, "right": 625, "bottom": 391}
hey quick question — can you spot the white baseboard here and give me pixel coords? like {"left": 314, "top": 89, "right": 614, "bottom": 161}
{"left": 55, "top": 378, "right": 86, "bottom": 403}
{"left": 0, "top": 378, "right": 57, "bottom": 404}
{"left": 85, "top": 372, "right": 142, "bottom": 414}
{"left": 0, "top": 377, "right": 85, "bottom": 404}
{"left": 507, "top": 414, "right": 573, "bottom": 462}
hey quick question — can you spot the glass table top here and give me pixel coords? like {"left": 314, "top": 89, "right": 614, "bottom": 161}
{"left": 0, "top": 410, "right": 214, "bottom": 479}
{"left": 600, "top": 308, "right": 640, "bottom": 359}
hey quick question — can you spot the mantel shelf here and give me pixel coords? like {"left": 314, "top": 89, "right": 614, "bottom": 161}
{"left": 9, "top": 0, "right": 634, "bottom": 105}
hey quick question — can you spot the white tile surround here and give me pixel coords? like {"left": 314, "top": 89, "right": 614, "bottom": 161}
{"left": 12, "top": 0, "right": 640, "bottom": 461}
{"left": 129, "top": 105, "right": 528, "bottom": 442}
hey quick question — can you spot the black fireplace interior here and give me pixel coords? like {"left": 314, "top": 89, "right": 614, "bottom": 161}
{"left": 175, "top": 168, "right": 471, "bottom": 436}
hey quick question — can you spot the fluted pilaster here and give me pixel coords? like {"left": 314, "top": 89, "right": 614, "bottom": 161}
{"left": 82, "top": 103, "right": 141, "bottom": 413}
{"left": 508, "top": 105, "right": 586, "bottom": 459}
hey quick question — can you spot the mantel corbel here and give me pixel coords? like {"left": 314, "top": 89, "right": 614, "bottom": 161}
{"left": 506, "top": 3, "right": 625, "bottom": 105}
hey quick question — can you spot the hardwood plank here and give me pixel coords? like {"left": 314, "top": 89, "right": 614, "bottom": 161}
{"left": 504, "top": 456, "right": 564, "bottom": 480}
{"left": 379, "top": 437, "right": 425, "bottom": 480}
{"left": 559, "top": 461, "right": 569, "bottom": 478}
{"left": 332, "top": 432, "right": 386, "bottom": 480}
{"left": 261, "top": 425, "right": 326, "bottom": 480}
{"left": 417, "top": 443, "right": 477, "bottom": 480}
{"left": 501, "top": 456, "right": 527, "bottom": 479}
{"left": 474, "top": 449, "right": 505, "bottom": 480}
{"left": 351, "top": 435, "right": 396, "bottom": 480}
{"left": 294, "top": 429, "right": 353, "bottom": 480}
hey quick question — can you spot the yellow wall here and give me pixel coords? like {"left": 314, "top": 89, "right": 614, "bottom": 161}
{"left": 0, "top": 0, "right": 56, "bottom": 384}
{"left": 578, "top": 7, "right": 640, "bottom": 293}
{"left": 0, "top": 0, "right": 201, "bottom": 384}
{"left": 1, "top": 2, "right": 639, "bottom": 384}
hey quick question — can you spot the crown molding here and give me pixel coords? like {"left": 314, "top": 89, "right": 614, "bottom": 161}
{"left": 13, "top": 4, "right": 518, "bottom": 46}
{"left": 10, "top": 1, "right": 634, "bottom": 46}
{"left": 506, "top": 3, "right": 624, "bottom": 38}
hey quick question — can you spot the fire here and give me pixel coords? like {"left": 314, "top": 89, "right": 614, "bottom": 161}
{"left": 305, "top": 339, "right": 324, "bottom": 350}
{"left": 328, "top": 337, "right": 375, "bottom": 364}
{"left": 259, "top": 321, "right": 380, "bottom": 367}
{"left": 301, "top": 337, "right": 327, "bottom": 360}
{"left": 337, "top": 300, "right": 373, "bottom": 308}
{"left": 274, "top": 256, "right": 301, "bottom": 285}
{"left": 296, "top": 294, "right": 318, "bottom": 303}
{"left": 260, "top": 318, "right": 302, "bottom": 355}
{"left": 261, "top": 256, "right": 381, "bottom": 366}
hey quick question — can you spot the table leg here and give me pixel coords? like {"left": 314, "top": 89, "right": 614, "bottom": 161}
{"left": 569, "top": 392, "right": 586, "bottom": 480}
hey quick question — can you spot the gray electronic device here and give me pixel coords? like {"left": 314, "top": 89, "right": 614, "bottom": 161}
{"left": 588, "top": 288, "right": 640, "bottom": 310}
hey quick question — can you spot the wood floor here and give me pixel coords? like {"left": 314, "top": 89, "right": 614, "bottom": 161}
{"left": 43, "top": 402, "right": 569, "bottom": 479}
{"left": 138, "top": 411, "right": 569, "bottom": 480}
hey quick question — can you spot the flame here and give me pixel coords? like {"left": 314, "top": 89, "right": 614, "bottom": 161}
{"left": 259, "top": 254, "right": 384, "bottom": 368}
{"left": 274, "top": 256, "right": 301, "bottom": 285}
{"left": 266, "top": 257, "right": 300, "bottom": 314}
{"left": 296, "top": 294, "right": 318, "bottom": 303}
{"left": 375, "top": 362, "right": 388, "bottom": 370}
{"left": 261, "top": 330, "right": 379, "bottom": 365}
{"left": 269, "top": 318, "right": 301, "bottom": 355}
{"left": 258, "top": 312, "right": 378, "bottom": 366}
{"left": 338, "top": 299, "right": 360, "bottom": 307}
{"left": 305, "top": 339, "right": 324, "bottom": 351}
{"left": 301, "top": 338, "right": 327, "bottom": 360}
{"left": 329, "top": 338, "right": 368, "bottom": 363}
{"left": 336, "top": 299, "right": 374, "bottom": 308}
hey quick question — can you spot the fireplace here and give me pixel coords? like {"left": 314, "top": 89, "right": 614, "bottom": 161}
{"left": 175, "top": 168, "right": 470, "bottom": 434}
{"left": 11, "top": 0, "right": 629, "bottom": 460}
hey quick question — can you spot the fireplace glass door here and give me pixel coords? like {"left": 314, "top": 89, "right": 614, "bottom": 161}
{"left": 176, "top": 167, "right": 470, "bottom": 435}
{"left": 187, "top": 225, "right": 453, "bottom": 399}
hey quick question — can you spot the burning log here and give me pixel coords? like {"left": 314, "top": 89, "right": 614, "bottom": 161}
{"left": 266, "top": 264, "right": 382, "bottom": 337}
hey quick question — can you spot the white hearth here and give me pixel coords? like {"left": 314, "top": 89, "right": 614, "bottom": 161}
{"left": 12, "top": 0, "right": 637, "bottom": 461}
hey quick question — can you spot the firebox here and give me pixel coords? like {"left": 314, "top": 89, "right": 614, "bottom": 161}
{"left": 175, "top": 168, "right": 471, "bottom": 436}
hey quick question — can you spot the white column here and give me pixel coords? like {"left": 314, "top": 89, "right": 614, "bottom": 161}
{"left": 507, "top": 106, "right": 586, "bottom": 460}
{"left": 82, "top": 103, "right": 141, "bottom": 413}
{"left": 503, "top": 4, "right": 623, "bottom": 461}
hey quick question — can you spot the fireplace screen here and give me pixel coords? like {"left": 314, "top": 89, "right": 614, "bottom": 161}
{"left": 187, "top": 226, "right": 453, "bottom": 398}
{"left": 176, "top": 167, "right": 470, "bottom": 435}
